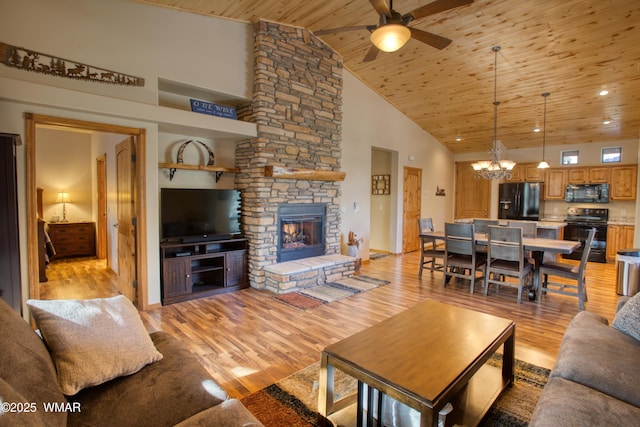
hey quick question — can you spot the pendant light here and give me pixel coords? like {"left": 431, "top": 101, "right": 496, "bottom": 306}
{"left": 537, "top": 92, "right": 550, "bottom": 169}
{"left": 471, "top": 46, "right": 516, "bottom": 179}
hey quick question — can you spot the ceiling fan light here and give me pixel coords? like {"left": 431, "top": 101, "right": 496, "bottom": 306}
{"left": 370, "top": 24, "right": 411, "bottom": 52}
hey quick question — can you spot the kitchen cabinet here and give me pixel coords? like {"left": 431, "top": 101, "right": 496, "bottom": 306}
{"left": 567, "top": 167, "right": 610, "bottom": 184}
{"left": 503, "top": 163, "right": 543, "bottom": 182}
{"left": 610, "top": 166, "right": 638, "bottom": 200}
{"left": 524, "top": 164, "right": 544, "bottom": 182}
{"left": 607, "top": 225, "right": 635, "bottom": 261}
{"left": 544, "top": 169, "right": 566, "bottom": 200}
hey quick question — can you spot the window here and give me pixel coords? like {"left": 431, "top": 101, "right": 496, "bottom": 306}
{"left": 601, "top": 147, "right": 621, "bottom": 163}
{"left": 561, "top": 150, "right": 579, "bottom": 165}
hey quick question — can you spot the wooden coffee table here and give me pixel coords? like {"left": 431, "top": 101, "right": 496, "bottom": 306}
{"left": 317, "top": 300, "right": 515, "bottom": 427}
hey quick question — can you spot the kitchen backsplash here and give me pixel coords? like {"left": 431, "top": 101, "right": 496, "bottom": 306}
{"left": 544, "top": 200, "right": 636, "bottom": 223}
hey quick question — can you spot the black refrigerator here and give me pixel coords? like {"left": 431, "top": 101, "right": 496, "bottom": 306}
{"left": 498, "top": 182, "right": 544, "bottom": 220}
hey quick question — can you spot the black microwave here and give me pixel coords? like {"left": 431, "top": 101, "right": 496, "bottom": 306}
{"left": 565, "top": 183, "right": 609, "bottom": 203}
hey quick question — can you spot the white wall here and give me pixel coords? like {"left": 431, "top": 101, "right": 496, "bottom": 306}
{"left": 36, "top": 128, "right": 93, "bottom": 222}
{"left": 0, "top": 0, "right": 253, "bottom": 306}
{"left": 370, "top": 148, "right": 393, "bottom": 251}
{"left": 342, "top": 71, "right": 455, "bottom": 255}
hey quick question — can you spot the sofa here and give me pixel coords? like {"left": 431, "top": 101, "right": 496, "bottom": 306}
{"left": 0, "top": 296, "right": 263, "bottom": 427}
{"left": 530, "top": 295, "right": 640, "bottom": 426}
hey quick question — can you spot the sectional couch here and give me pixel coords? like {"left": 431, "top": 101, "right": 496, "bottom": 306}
{"left": 0, "top": 296, "right": 263, "bottom": 426}
{"left": 530, "top": 295, "right": 640, "bottom": 426}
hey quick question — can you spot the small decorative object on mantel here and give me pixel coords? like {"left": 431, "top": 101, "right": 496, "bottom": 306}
{"left": 0, "top": 41, "right": 144, "bottom": 86}
{"left": 372, "top": 174, "right": 390, "bottom": 195}
{"left": 190, "top": 99, "right": 237, "bottom": 119}
{"left": 436, "top": 186, "right": 446, "bottom": 196}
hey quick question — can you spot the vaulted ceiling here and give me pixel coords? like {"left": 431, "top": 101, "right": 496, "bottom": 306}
{"left": 133, "top": 0, "right": 640, "bottom": 154}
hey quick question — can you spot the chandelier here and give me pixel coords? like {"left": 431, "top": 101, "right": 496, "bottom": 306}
{"left": 471, "top": 46, "right": 516, "bottom": 180}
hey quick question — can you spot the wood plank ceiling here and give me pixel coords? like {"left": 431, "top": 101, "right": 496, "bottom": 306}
{"left": 133, "top": 0, "right": 640, "bottom": 154}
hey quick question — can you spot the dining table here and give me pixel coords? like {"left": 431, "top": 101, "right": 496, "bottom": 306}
{"left": 419, "top": 230, "right": 582, "bottom": 300}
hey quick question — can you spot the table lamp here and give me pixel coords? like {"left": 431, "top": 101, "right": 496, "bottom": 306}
{"left": 56, "top": 191, "right": 71, "bottom": 222}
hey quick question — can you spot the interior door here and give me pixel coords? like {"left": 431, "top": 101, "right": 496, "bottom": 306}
{"left": 402, "top": 167, "right": 422, "bottom": 253}
{"left": 96, "top": 154, "right": 107, "bottom": 260}
{"left": 116, "top": 137, "right": 137, "bottom": 304}
{"left": 455, "top": 161, "right": 491, "bottom": 219}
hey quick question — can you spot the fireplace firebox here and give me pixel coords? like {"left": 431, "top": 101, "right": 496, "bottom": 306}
{"left": 277, "top": 203, "right": 325, "bottom": 262}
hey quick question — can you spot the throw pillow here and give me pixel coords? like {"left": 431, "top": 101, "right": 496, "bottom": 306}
{"left": 27, "top": 295, "right": 163, "bottom": 395}
{"left": 613, "top": 292, "right": 640, "bottom": 342}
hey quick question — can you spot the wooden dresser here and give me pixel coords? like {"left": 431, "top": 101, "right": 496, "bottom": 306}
{"left": 48, "top": 222, "right": 96, "bottom": 258}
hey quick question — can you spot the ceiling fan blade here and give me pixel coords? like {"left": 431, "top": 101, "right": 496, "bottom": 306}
{"left": 369, "top": 0, "right": 391, "bottom": 17}
{"left": 363, "top": 45, "right": 380, "bottom": 62}
{"left": 315, "top": 25, "right": 373, "bottom": 35}
{"left": 410, "top": 28, "right": 452, "bottom": 50}
{"left": 409, "top": 0, "right": 474, "bottom": 21}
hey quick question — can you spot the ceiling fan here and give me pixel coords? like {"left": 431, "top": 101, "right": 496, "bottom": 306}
{"left": 314, "top": 0, "right": 474, "bottom": 62}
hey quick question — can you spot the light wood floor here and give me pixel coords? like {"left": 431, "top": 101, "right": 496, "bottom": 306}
{"left": 40, "top": 252, "right": 620, "bottom": 399}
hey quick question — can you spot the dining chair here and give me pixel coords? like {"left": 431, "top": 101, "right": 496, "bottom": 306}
{"left": 508, "top": 220, "right": 538, "bottom": 262}
{"left": 473, "top": 219, "right": 500, "bottom": 255}
{"left": 442, "top": 222, "right": 486, "bottom": 294}
{"left": 473, "top": 219, "right": 500, "bottom": 234}
{"left": 507, "top": 220, "right": 537, "bottom": 238}
{"left": 484, "top": 226, "right": 534, "bottom": 304}
{"left": 418, "top": 218, "right": 444, "bottom": 277}
{"left": 538, "top": 228, "right": 596, "bottom": 310}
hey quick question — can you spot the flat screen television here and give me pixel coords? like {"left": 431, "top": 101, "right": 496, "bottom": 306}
{"left": 160, "top": 188, "right": 242, "bottom": 242}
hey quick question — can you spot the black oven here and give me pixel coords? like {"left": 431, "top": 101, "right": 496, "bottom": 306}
{"left": 562, "top": 208, "right": 608, "bottom": 263}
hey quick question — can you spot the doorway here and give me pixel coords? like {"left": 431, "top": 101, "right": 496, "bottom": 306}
{"left": 25, "top": 113, "right": 149, "bottom": 309}
{"left": 369, "top": 147, "right": 397, "bottom": 256}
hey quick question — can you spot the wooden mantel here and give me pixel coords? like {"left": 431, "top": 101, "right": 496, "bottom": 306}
{"left": 264, "top": 165, "right": 346, "bottom": 181}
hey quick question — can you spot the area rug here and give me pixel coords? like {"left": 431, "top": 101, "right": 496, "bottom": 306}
{"left": 274, "top": 276, "right": 391, "bottom": 310}
{"left": 274, "top": 292, "right": 325, "bottom": 310}
{"left": 241, "top": 354, "right": 550, "bottom": 427}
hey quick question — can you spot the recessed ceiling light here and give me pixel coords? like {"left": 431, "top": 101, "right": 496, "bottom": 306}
{"left": 599, "top": 89, "right": 609, "bottom": 96}
{"left": 533, "top": 127, "right": 541, "bottom": 133}
{"left": 603, "top": 119, "right": 612, "bottom": 125}
{"left": 455, "top": 136, "right": 462, "bottom": 141}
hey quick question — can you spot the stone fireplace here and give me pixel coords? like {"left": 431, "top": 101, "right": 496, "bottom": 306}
{"left": 278, "top": 203, "right": 326, "bottom": 262}
{"left": 235, "top": 21, "right": 344, "bottom": 290}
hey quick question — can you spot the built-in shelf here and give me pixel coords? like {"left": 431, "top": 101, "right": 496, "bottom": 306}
{"left": 265, "top": 165, "right": 346, "bottom": 181}
{"left": 159, "top": 162, "right": 240, "bottom": 182}
{"left": 157, "top": 77, "right": 257, "bottom": 141}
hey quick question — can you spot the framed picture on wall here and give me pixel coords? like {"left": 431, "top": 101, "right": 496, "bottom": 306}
{"left": 372, "top": 174, "right": 390, "bottom": 195}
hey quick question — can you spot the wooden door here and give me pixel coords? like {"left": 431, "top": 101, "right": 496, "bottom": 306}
{"left": 96, "top": 154, "right": 107, "bottom": 260}
{"left": 402, "top": 167, "right": 422, "bottom": 253}
{"left": 116, "top": 137, "right": 137, "bottom": 304}
{"left": 455, "top": 162, "right": 490, "bottom": 219}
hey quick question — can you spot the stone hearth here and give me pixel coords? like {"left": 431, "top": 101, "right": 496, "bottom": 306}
{"left": 236, "top": 21, "right": 345, "bottom": 291}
